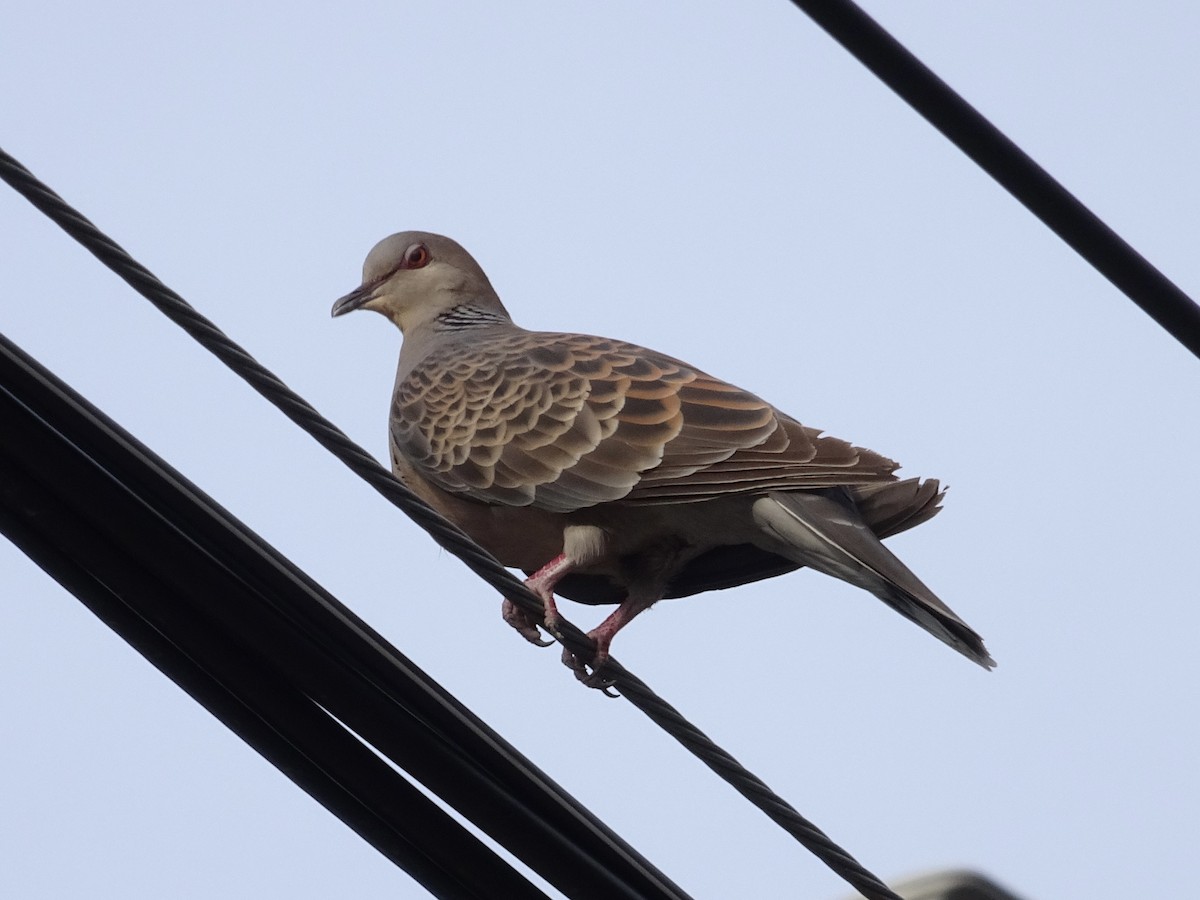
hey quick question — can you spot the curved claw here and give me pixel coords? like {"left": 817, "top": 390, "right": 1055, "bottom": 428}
{"left": 583, "top": 665, "right": 619, "bottom": 696}
{"left": 578, "top": 665, "right": 619, "bottom": 695}
{"left": 501, "top": 598, "right": 553, "bottom": 647}
{"left": 542, "top": 609, "right": 562, "bottom": 639}
{"left": 583, "top": 663, "right": 618, "bottom": 694}
{"left": 561, "top": 643, "right": 617, "bottom": 692}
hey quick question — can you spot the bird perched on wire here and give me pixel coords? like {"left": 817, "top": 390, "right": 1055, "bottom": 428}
{"left": 332, "top": 231, "right": 993, "bottom": 685}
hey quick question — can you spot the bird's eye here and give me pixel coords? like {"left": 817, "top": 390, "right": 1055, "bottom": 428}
{"left": 402, "top": 243, "right": 431, "bottom": 269}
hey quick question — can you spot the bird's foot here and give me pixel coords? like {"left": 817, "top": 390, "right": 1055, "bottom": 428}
{"left": 501, "top": 597, "right": 553, "bottom": 647}
{"left": 500, "top": 559, "right": 571, "bottom": 647}
{"left": 561, "top": 632, "right": 617, "bottom": 693}
{"left": 542, "top": 607, "right": 563, "bottom": 639}
{"left": 558, "top": 597, "right": 652, "bottom": 690}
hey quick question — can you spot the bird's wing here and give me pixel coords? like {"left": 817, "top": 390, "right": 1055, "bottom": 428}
{"left": 392, "top": 330, "right": 899, "bottom": 513}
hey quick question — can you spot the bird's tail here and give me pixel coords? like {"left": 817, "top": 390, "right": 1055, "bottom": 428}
{"left": 752, "top": 488, "right": 995, "bottom": 669}
{"left": 851, "top": 477, "right": 945, "bottom": 539}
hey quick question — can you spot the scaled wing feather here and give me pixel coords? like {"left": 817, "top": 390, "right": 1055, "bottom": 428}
{"left": 393, "top": 330, "right": 900, "bottom": 511}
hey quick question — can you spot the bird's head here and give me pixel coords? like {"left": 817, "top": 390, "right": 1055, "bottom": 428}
{"left": 331, "top": 231, "right": 508, "bottom": 334}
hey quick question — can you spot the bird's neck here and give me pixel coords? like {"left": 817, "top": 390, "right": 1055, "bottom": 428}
{"left": 432, "top": 302, "right": 511, "bottom": 331}
{"left": 395, "top": 302, "right": 515, "bottom": 384}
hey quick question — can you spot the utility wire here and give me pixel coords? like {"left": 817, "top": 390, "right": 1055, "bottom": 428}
{"left": 0, "top": 422, "right": 544, "bottom": 900}
{"left": 0, "top": 331, "right": 679, "bottom": 900}
{"left": 1, "top": 145, "right": 902, "bottom": 900}
{"left": 6, "top": 7, "right": 1193, "bottom": 897}
{"left": 790, "top": 0, "right": 1200, "bottom": 360}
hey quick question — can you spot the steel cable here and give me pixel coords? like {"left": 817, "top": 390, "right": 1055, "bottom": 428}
{"left": 1, "top": 145, "right": 902, "bottom": 900}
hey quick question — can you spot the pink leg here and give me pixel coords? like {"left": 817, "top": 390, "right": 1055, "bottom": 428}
{"left": 562, "top": 593, "right": 657, "bottom": 687}
{"left": 501, "top": 554, "right": 575, "bottom": 646}
{"left": 525, "top": 554, "right": 574, "bottom": 630}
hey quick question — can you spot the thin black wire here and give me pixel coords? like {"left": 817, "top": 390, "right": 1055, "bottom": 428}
{"left": 0, "top": 146, "right": 901, "bottom": 900}
{"left": 790, "top": 0, "right": 1200, "bottom": 360}
{"left": 0, "top": 332, "right": 682, "bottom": 900}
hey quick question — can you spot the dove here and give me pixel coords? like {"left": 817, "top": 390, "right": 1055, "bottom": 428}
{"left": 332, "top": 231, "right": 993, "bottom": 684}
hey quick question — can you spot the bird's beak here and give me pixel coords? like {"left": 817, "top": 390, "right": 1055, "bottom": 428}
{"left": 331, "top": 282, "right": 378, "bottom": 318}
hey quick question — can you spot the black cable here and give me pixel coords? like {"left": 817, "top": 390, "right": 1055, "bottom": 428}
{"left": 0, "top": 332, "right": 692, "bottom": 900}
{"left": 0, "top": 354, "right": 546, "bottom": 900}
{"left": 1, "top": 145, "right": 903, "bottom": 900}
{"left": 790, "top": 0, "right": 1200, "bottom": 360}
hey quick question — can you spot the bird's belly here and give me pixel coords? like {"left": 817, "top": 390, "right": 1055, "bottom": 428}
{"left": 394, "top": 454, "right": 788, "bottom": 600}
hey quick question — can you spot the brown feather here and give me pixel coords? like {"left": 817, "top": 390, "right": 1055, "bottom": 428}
{"left": 394, "top": 330, "right": 900, "bottom": 511}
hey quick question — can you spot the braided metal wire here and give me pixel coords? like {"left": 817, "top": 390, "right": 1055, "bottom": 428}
{"left": 1, "top": 146, "right": 902, "bottom": 900}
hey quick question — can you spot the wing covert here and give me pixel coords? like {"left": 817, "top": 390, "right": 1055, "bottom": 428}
{"left": 391, "top": 329, "right": 898, "bottom": 512}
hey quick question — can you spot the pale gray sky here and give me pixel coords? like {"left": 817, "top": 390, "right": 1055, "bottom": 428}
{"left": 3, "top": 2, "right": 1198, "bottom": 897}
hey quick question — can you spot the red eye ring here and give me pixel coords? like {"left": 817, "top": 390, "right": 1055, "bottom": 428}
{"left": 402, "top": 243, "right": 431, "bottom": 269}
